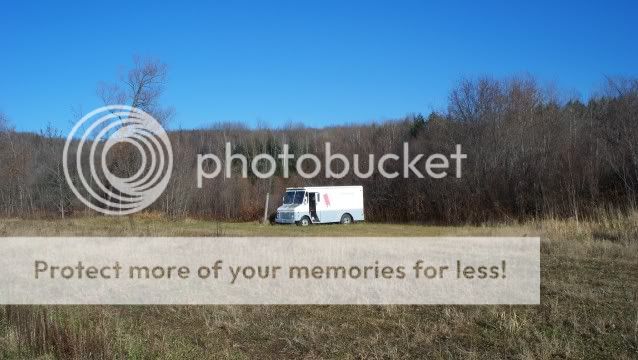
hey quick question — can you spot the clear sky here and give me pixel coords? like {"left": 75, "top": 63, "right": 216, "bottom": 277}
{"left": 1, "top": 0, "right": 636, "bottom": 133}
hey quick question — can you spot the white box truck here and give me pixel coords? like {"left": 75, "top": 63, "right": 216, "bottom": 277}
{"left": 275, "top": 186, "right": 364, "bottom": 226}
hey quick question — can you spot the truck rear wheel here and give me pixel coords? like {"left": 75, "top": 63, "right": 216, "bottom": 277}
{"left": 340, "top": 213, "right": 353, "bottom": 224}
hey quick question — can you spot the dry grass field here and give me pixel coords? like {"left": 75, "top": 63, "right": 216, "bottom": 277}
{"left": 0, "top": 215, "right": 637, "bottom": 359}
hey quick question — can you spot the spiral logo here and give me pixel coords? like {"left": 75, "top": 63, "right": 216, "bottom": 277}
{"left": 63, "top": 105, "right": 173, "bottom": 215}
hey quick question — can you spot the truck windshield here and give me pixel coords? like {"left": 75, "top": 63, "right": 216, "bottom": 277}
{"left": 283, "top": 191, "right": 305, "bottom": 204}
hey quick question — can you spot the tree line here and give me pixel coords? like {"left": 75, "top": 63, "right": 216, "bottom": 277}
{"left": 1, "top": 62, "right": 636, "bottom": 223}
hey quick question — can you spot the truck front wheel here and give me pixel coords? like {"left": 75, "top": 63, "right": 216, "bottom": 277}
{"left": 297, "top": 216, "right": 311, "bottom": 226}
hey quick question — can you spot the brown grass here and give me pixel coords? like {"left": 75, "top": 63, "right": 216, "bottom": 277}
{"left": 0, "top": 215, "right": 637, "bottom": 359}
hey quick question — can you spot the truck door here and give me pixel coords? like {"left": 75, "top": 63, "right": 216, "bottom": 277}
{"left": 309, "top": 192, "right": 319, "bottom": 222}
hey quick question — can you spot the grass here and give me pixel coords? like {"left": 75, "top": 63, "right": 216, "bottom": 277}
{"left": 0, "top": 215, "right": 539, "bottom": 237}
{"left": 0, "top": 214, "right": 637, "bottom": 359}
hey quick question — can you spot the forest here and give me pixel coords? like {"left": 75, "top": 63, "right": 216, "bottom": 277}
{"left": 1, "top": 61, "right": 637, "bottom": 224}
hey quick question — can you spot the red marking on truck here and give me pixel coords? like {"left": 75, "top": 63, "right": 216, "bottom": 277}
{"left": 323, "top": 194, "right": 331, "bottom": 207}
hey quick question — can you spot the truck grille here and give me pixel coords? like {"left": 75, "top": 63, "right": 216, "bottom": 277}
{"left": 278, "top": 212, "right": 293, "bottom": 220}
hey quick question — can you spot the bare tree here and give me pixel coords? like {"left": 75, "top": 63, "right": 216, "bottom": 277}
{"left": 97, "top": 56, "right": 174, "bottom": 126}
{"left": 0, "top": 111, "right": 12, "bottom": 133}
{"left": 93, "top": 57, "right": 175, "bottom": 213}
{"left": 38, "top": 123, "right": 72, "bottom": 218}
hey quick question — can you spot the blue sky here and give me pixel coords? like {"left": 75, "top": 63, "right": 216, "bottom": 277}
{"left": 0, "top": 0, "right": 636, "bottom": 133}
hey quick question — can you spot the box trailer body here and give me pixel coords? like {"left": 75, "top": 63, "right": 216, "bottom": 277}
{"left": 275, "top": 186, "right": 364, "bottom": 225}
